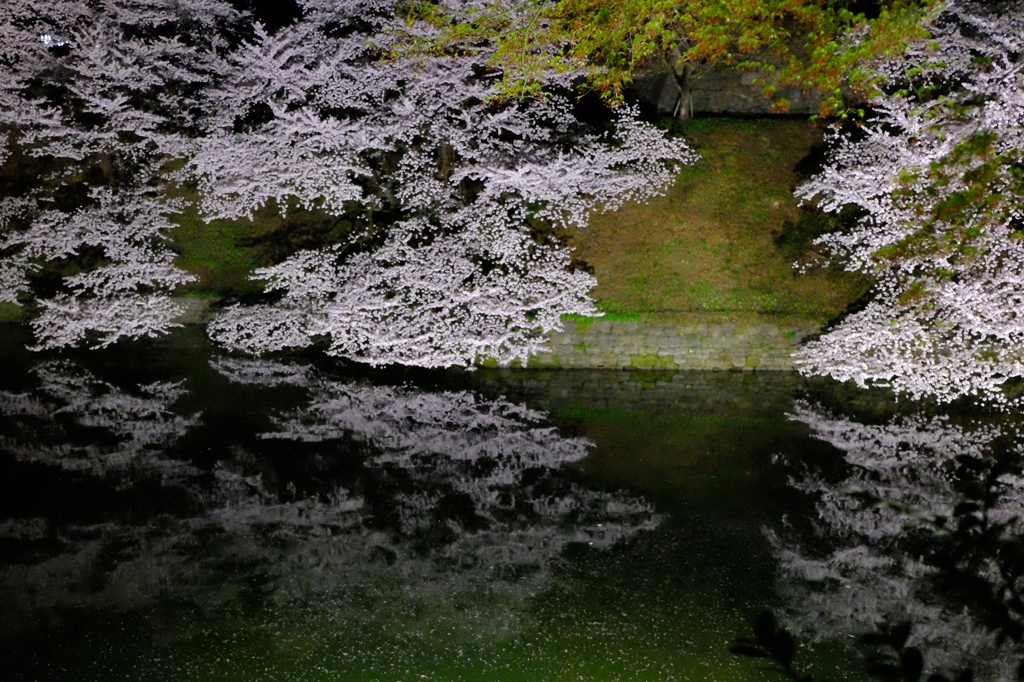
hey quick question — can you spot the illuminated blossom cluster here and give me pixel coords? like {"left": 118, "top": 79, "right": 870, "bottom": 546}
{"left": 0, "top": 0, "right": 693, "bottom": 363}
{"left": 208, "top": 209, "right": 600, "bottom": 366}
{"left": 0, "top": 0, "right": 235, "bottom": 347}
{"left": 795, "top": 0, "right": 1024, "bottom": 405}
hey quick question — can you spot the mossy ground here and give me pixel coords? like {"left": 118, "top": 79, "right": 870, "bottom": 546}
{"left": 168, "top": 208, "right": 265, "bottom": 295}
{"left": 566, "top": 117, "right": 870, "bottom": 327}
{"left": 166, "top": 191, "right": 368, "bottom": 297}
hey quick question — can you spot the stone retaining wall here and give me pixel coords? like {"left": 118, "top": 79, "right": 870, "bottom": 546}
{"left": 632, "top": 66, "right": 825, "bottom": 117}
{"left": 523, "top": 318, "right": 821, "bottom": 371}
{"left": 170, "top": 298, "right": 820, "bottom": 371}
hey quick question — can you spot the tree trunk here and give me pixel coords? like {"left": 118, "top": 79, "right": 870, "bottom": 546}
{"left": 670, "top": 61, "right": 694, "bottom": 121}
{"left": 96, "top": 151, "right": 115, "bottom": 185}
{"left": 436, "top": 142, "right": 455, "bottom": 181}
{"left": 659, "top": 46, "right": 694, "bottom": 121}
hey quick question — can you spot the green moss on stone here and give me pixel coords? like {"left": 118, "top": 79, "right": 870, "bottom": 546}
{"left": 527, "top": 353, "right": 560, "bottom": 368}
{"left": 630, "top": 353, "right": 676, "bottom": 369}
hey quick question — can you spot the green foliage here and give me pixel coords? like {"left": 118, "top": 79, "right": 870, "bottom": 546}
{"left": 397, "top": 0, "right": 939, "bottom": 116}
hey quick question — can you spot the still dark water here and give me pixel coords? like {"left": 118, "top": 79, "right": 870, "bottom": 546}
{"left": 1, "top": 326, "right": 1021, "bottom": 681}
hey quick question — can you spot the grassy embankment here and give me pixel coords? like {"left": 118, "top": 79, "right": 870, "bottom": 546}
{"left": 1, "top": 118, "right": 868, "bottom": 329}
{"left": 565, "top": 117, "right": 869, "bottom": 329}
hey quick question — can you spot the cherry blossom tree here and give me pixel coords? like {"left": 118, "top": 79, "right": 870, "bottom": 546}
{"left": 794, "top": 0, "right": 1024, "bottom": 405}
{"left": 185, "top": 0, "right": 694, "bottom": 366}
{"left": 206, "top": 211, "right": 602, "bottom": 366}
{"left": 0, "top": 0, "right": 242, "bottom": 348}
{"left": 1, "top": 0, "right": 693, "bottom": 364}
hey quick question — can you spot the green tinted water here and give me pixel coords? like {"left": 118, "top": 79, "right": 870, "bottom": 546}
{"left": 0, "top": 327, "right": 1011, "bottom": 681}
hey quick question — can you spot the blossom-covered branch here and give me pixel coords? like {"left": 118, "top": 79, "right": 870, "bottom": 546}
{"left": 795, "top": 0, "right": 1024, "bottom": 405}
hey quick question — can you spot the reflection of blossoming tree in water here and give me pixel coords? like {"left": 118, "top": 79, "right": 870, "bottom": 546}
{"left": 771, "top": 401, "right": 1024, "bottom": 679}
{"left": 0, "top": 360, "right": 200, "bottom": 480}
{"left": 0, "top": 357, "right": 659, "bottom": 643}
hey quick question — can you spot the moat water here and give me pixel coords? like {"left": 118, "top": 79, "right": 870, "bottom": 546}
{"left": 1, "top": 325, "right": 1021, "bottom": 681}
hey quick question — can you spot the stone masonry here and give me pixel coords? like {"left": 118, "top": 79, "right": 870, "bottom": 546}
{"left": 522, "top": 318, "right": 821, "bottom": 371}
{"left": 632, "top": 66, "right": 825, "bottom": 117}
{"left": 168, "top": 298, "right": 820, "bottom": 371}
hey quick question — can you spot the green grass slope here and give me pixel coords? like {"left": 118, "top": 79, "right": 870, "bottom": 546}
{"left": 567, "top": 118, "right": 870, "bottom": 326}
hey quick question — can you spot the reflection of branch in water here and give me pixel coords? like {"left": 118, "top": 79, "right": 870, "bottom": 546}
{"left": 732, "top": 611, "right": 973, "bottom": 682}
{"left": 228, "top": 358, "right": 662, "bottom": 625}
{"left": 772, "top": 401, "right": 1024, "bottom": 679}
{"left": 0, "top": 360, "right": 200, "bottom": 480}
{"left": 209, "top": 356, "right": 314, "bottom": 388}
{"left": 0, "top": 357, "right": 660, "bottom": 644}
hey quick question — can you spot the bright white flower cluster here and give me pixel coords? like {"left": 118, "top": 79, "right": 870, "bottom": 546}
{"left": 0, "top": 0, "right": 233, "bottom": 347}
{"left": 5, "top": 187, "right": 196, "bottom": 348}
{"left": 795, "top": 0, "right": 1024, "bottom": 405}
{"left": 1, "top": 0, "right": 693, "bottom": 363}
{"left": 209, "top": 208, "right": 600, "bottom": 367}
